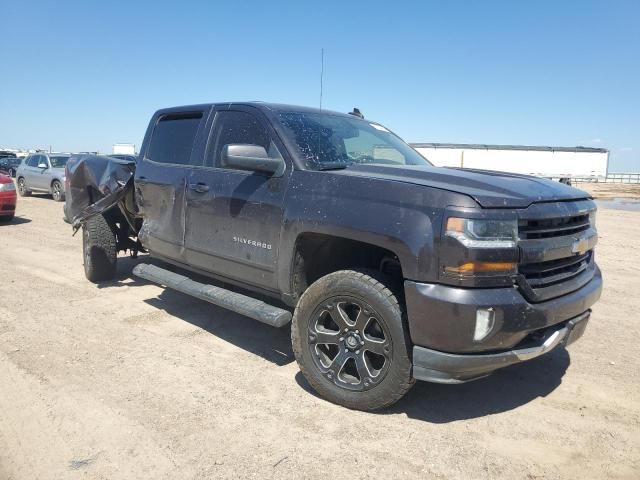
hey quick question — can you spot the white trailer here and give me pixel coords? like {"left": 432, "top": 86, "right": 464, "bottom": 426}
{"left": 410, "top": 143, "right": 609, "bottom": 180}
{"left": 112, "top": 143, "right": 136, "bottom": 155}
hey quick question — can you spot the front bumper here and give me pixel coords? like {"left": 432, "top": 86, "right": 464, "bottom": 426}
{"left": 0, "top": 191, "right": 17, "bottom": 215}
{"left": 405, "top": 266, "right": 602, "bottom": 383}
{"left": 413, "top": 311, "right": 589, "bottom": 383}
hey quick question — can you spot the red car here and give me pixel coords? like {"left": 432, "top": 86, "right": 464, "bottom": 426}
{"left": 0, "top": 173, "right": 17, "bottom": 222}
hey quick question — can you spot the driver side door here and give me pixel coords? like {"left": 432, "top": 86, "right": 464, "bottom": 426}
{"left": 184, "top": 106, "right": 290, "bottom": 292}
{"left": 28, "top": 155, "right": 48, "bottom": 190}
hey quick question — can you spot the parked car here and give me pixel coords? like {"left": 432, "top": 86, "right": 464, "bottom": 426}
{"left": 0, "top": 156, "right": 23, "bottom": 177}
{"left": 0, "top": 173, "right": 17, "bottom": 222}
{"left": 65, "top": 102, "right": 602, "bottom": 411}
{"left": 16, "top": 153, "right": 70, "bottom": 201}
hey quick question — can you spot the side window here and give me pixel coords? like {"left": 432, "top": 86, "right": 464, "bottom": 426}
{"left": 207, "top": 111, "right": 277, "bottom": 168}
{"left": 27, "top": 155, "right": 40, "bottom": 167}
{"left": 146, "top": 112, "right": 203, "bottom": 165}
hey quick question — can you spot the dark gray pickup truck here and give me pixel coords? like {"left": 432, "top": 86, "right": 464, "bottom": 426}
{"left": 65, "top": 102, "right": 602, "bottom": 410}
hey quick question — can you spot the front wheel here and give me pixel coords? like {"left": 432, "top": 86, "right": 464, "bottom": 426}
{"left": 51, "top": 180, "right": 64, "bottom": 202}
{"left": 292, "top": 270, "right": 414, "bottom": 411}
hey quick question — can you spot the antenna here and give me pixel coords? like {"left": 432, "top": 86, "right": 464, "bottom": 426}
{"left": 319, "top": 48, "right": 324, "bottom": 111}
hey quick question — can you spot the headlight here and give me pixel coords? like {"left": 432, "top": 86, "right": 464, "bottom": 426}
{"left": 445, "top": 217, "right": 517, "bottom": 248}
{"left": 589, "top": 210, "right": 597, "bottom": 231}
{"left": 0, "top": 182, "right": 16, "bottom": 192}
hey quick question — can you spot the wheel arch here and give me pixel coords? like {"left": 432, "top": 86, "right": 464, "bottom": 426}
{"left": 289, "top": 232, "right": 406, "bottom": 302}
{"left": 50, "top": 177, "right": 62, "bottom": 189}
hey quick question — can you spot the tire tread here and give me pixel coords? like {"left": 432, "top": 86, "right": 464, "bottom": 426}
{"left": 83, "top": 214, "right": 117, "bottom": 282}
{"left": 292, "top": 269, "right": 414, "bottom": 411}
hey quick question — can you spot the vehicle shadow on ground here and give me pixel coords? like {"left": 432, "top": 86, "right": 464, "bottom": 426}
{"left": 296, "top": 348, "right": 570, "bottom": 422}
{"left": 103, "top": 255, "right": 569, "bottom": 420}
{"left": 1, "top": 216, "right": 31, "bottom": 225}
{"left": 102, "top": 255, "right": 295, "bottom": 366}
{"left": 24, "top": 193, "right": 56, "bottom": 201}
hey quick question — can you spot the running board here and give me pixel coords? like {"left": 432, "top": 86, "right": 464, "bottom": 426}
{"left": 133, "top": 263, "right": 292, "bottom": 327}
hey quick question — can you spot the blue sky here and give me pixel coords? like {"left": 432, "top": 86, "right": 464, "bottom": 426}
{"left": 1, "top": 0, "right": 638, "bottom": 170}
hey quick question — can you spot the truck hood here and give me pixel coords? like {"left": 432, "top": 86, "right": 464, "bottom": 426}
{"left": 334, "top": 164, "right": 590, "bottom": 208}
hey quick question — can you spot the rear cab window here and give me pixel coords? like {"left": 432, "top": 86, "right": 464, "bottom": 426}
{"left": 146, "top": 112, "right": 203, "bottom": 166}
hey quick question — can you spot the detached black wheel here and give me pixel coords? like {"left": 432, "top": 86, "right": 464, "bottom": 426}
{"left": 292, "top": 270, "right": 414, "bottom": 411}
{"left": 17, "top": 178, "right": 31, "bottom": 197}
{"left": 82, "top": 214, "right": 117, "bottom": 283}
{"left": 51, "top": 180, "right": 64, "bottom": 202}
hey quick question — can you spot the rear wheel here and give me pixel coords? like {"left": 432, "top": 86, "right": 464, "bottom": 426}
{"left": 17, "top": 178, "right": 31, "bottom": 197}
{"left": 8, "top": 168, "right": 15, "bottom": 177}
{"left": 292, "top": 270, "right": 414, "bottom": 411}
{"left": 82, "top": 214, "right": 117, "bottom": 282}
{"left": 0, "top": 214, "right": 14, "bottom": 223}
{"left": 51, "top": 180, "right": 64, "bottom": 202}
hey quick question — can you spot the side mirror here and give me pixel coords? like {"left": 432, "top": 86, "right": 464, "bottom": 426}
{"left": 38, "top": 163, "right": 48, "bottom": 169}
{"left": 221, "top": 144, "right": 284, "bottom": 176}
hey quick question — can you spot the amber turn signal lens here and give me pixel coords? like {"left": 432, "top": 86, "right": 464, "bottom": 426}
{"left": 446, "top": 217, "right": 466, "bottom": 233}
{"left": 444, "top": 261, "right": 517, "bottom": 274}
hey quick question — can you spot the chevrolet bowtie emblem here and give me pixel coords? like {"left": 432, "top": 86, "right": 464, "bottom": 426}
{"left": 571, "top": 238, "right": 590, "bottom": 255}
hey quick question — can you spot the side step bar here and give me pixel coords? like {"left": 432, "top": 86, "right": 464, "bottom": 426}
{"left": 133, "top": 263, "right": 292, "bottom": 327}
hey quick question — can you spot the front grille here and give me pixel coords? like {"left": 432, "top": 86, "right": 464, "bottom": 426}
{"left": 517, "top": 206, "right": 596, "bottom": 301}
{"left": 518, "top": 213, "right": 590, "bottom": 239}
{"left": 520, "top": 251, "right": 592, "bottom": 288}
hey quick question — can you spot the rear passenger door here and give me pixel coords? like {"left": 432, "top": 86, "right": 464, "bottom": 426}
{"left": 135, "top": 110, "right": 209, "bottom": 263}
{"left": 184, "top": 106, "right": 290, "bottom": 292}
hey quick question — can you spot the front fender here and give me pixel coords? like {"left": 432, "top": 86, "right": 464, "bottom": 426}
{"left": 276, "top": 171, "right": 473, "bottom": 297}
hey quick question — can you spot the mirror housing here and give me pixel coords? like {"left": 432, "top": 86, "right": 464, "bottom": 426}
{"left": 38, "top": 162, "right": 48, "bottom": 169}
{"left": 221, "top": 144, "right": 284, "bottom": 176}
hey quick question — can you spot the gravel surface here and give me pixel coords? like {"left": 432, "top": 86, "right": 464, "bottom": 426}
{"left": 1, "top": 192, "right": 639, "bottom": 479}
{"left": 575, "top": 182, "right": 640, "bottom": 199}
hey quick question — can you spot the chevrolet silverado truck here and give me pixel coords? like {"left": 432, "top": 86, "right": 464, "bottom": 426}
{"left": 65, "top": 102, "right": 602, "bottom": 410}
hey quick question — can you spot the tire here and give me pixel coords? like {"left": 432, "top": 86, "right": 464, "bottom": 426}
{"left": 17, "top": 178, "right": 31, "bottom": 197}
{"left": 51, "top": 180, "right": 64, "bottom": 202}
{"left": 0, "top": 214, "right": 14, "bottom": 223}
{"left": 82, "top": 214, "right": 117, "bottom": 282}
{"left": 292, "top": 270, "right": 414, "bottom": 411}
{"left": 8, "top": 168, "right": 15, "bottom": 178}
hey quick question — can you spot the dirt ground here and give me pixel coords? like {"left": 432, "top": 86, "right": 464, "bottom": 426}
{"left": 1, "top": 191, "right": 639, "bottom": 480}
{"left": 575, "top": 181, "right": 640, "bottom": 200}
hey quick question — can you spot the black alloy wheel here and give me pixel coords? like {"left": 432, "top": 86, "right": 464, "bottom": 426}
{"left": 308, "top": 297, "right": 393, "bottom": 391}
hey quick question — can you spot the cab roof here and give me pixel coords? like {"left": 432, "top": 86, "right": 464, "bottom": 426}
{"left": 154, "top": 102, "right": 360, "bottom": 120}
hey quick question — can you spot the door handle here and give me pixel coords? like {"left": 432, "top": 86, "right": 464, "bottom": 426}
{"left": 189, "top": 182, "right": 209, "bottom": 193}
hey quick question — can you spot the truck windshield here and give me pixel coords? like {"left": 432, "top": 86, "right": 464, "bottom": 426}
{"left": 50, "top": 156, "right": 69, "bottom": 168}
{"left": 278, "top": 112, "right": 432, "bottom": 170}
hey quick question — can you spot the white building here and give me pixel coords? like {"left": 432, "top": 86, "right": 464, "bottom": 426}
{"left": 112, "top": 143, "right": 136, "bottom": 155}
{"left": 410, "top": 143, "right": 609, "bottom": 180}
